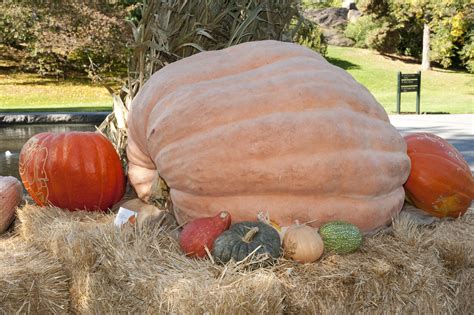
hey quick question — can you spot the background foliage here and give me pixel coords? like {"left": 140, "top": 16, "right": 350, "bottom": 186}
{"left": 0, "top": 0, "right": 327, "bottom": 80}
{"left": 346, "top": 0, "right": 473, "bottom": 72}
{"left": 0, "top": 1, "right": 131, "bottom": 79}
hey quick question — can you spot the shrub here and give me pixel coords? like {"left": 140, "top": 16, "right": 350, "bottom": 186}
{"left": 344, "top": 15, "right": 381, "bottom": 48}
{"left": 0, "top": 2, "right": 130, "bottom": 79}
{"left": 430, "top": 28, "right": 457, "bottom": 69}
{"left": 365, "top": 22, "right": 400, "bottom": 53}
{"left": 0, "top": 4, "right": 36, "bottom": 49}
{"left": 302, "top": 0, "right": 343, "bottom": 9}
{"left": 459, "top": 36, "right": 474, "bottom": 73}
{"left": 294, "top": 17, "right": 327, "bottom": 55}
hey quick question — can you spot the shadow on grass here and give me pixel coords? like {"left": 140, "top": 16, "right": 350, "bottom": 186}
{"left": 0, "top": 76, "right": 95, "bottom": 86}
{"left": 325, "top": 56, "right": 360, "bottom": 70}
{"left": 0, "top": 107, "right": 112, "bottom": 113}
{"left": 380, "top": 53, "right": 420, "bottom": 65}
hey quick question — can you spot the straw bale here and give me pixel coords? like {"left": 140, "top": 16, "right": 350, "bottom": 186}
{"left": 0, "top": 237, "right": 70, "bottom": 314}
{"left": 17, "top": 203, "right": 112, "bottom": 266}
{"left": 16, "top": 204, "right": 116, "bottom": 313}
{"left": 11, "top": 203, "right": 474, "bottom": 314}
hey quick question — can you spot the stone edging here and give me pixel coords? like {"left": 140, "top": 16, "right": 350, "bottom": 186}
{"left": 0, "top": 112, "right": 111, "bottom": 125}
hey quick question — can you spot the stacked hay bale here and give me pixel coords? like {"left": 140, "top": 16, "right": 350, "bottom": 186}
{"left": 3, "top": 203, "right": 471, "bottom": 314}
{"left": 0, "top": 237, "right": 70, "bottom": 313}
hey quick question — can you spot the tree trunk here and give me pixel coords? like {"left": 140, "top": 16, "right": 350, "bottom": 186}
{"left": 421, "top": 23, "right": 431, "bottom": 71}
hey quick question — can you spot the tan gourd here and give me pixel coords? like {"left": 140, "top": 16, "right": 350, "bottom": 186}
{"left": 0, "top": 176, "right": 23, "bottom": 233}
{"left": 283, "top": 221, "right": 324, "bottom": 263}
{"left": 126, "top": 40, "right": 410, "bottom": 232}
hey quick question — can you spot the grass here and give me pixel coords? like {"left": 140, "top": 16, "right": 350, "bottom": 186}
{"left": 326, "top": 46, "right": 474, "bottom": 114}
{"left": 0, "top": 62, "right": 113, "bottom": 113}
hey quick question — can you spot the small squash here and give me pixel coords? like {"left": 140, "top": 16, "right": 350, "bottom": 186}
{"left": 283, "top": 221, "right": 324, "bottom": 263}
{"left": 404, "top": 133, "right": 474, "bottom": 218}
{"left": 179, "top": 211, "right": 231, "bottom": 258}
{"left": 0, "top": 176, "right": 23, "bottom": 233}
{"left": 212, "top": 221, "right": 281, "bottom": 263}
{"left": 319, "top": 221, "right": 362, "bottom": 254}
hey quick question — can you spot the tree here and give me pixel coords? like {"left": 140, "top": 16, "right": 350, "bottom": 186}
{"left": 0, "top": 1, "right": 131, "bottom": 78}
{"left": 421, "top": 23, "right": 430, "bottom": 70}
{"left": 357, "top": 0, "right": 473, "bottom": 72}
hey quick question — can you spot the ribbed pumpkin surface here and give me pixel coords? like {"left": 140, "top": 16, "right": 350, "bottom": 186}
{"left": 127, "top": 40, "right": 410, "bottom": 232}
{"left": 19, "top": 132, "right": 125, "bottom": 211}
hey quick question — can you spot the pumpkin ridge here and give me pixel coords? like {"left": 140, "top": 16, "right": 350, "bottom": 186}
{"left": 408, "top": 152, "right": 472, "bottom": 174}
{"left": 407, "top": 175, "right": 473, "bottom": 201}
{"left": 171, "top": 186, "right": 405, "bottom": 231}
{"left": 169, "top": 182, "right": 405, "bottom": 200}
{"left": 93, "top": 135, "right": 105, "bottom": 210}
{"left": 56, "top": 133, "right": 72, "bottom": 208}
{"left": 159, "top": 150, "right": 409, "bottom": 197}
{"left": 147, "top": 74, "right": 388, "bottom": 153}
{"left": 154, "top": 109, "right": 404, "bottom": 170}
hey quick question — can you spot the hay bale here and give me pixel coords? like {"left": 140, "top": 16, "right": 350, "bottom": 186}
{"left": 0, "top": 237, "right": 70, "bottom": 313}
{"left": 12, "top": 203, "right": 474, "bottom": 314}
{"left": 17, "top": 203, "right": 112, "bottom": 267}
{"left": 16, "top": 204, "right": 115, "bottom": 313}
{"left": 61, "top": 223, "right": 285, "bottom": 314}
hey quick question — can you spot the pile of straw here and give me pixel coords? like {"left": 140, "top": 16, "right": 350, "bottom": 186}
{"left": 0, "top": 237, "right": 70, "bottom": 313}
{"left": 3, "top": 203, "right": 471, "bottom": 313}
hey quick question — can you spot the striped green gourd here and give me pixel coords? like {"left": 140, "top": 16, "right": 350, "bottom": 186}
{"left": 319, "top": 221, "right": 362, "bottom": 254}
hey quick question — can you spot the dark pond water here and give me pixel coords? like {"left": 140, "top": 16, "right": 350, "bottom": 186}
{"left": 0, "top": 124, "right": 96, "bottom": 180}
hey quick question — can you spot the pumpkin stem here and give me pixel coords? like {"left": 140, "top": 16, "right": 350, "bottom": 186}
{"left": 242, "top": 227, "right": 259, "bottom": 243}
{"left": 219, "top": 211, "right": 229, "bottom": 219}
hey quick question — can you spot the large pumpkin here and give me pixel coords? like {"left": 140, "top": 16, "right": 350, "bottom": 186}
{"left": 126, "top": 40, "right": 410, "bottom": 232}
{"left": 19, "top": 132, "right": 125, "bottom": 211}
{"left": 404, "top": 133, "right": 474, "bottom": 218}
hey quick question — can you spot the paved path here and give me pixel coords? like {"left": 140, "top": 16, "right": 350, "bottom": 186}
{"left": 389, "top": 114, "right": 474, "bottom": 170}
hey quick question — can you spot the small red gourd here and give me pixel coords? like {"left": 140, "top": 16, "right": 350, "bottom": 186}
{"left": 404, "top": 133, "right": 474, "bottom": 218}
{"left": 179, "top": 211, "right": 231, "bottom": 258}
{"left": 19, "top": 132, "right": 125, "bottom": 211}
{"left": 0, "top": 176, "right": 23, "bottom": 233}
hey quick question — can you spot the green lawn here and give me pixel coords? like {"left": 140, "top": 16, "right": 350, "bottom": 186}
{"left": 326, "top": 46, "right": 474, "bottom": 114}
{"left": 0, "top": 71, "right": 112, "bottom": 112}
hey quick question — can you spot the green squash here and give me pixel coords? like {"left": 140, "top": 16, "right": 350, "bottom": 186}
{"left": 212, "top": 221, "right": 281, "bottom": 263}
{"left": 319, "top": 221, "right": 362, "bottom": 254}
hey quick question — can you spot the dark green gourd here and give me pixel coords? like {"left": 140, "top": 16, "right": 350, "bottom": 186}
{"left": 212, "top": 221, "right": 281, "bottom": 263}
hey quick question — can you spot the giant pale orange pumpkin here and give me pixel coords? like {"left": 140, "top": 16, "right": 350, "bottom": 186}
{"left": 19, "top": 132, "right": 125, "bottom": 211}
{"left": 126, "top": 40, "right": 410, "bottom": 232}
{"left": 404, "top": 133, "right": 474, "bottom": 218}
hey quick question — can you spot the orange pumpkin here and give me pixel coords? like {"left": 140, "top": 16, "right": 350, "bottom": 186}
{"left": 404, "top": 133, "right": 474, "bottom": 218}
{"left": 126, "top": 40, "right": 411, "bottom": 232}
{"left": 19, "top": 132, "right": 125, "bottom": 211}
